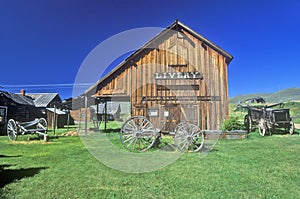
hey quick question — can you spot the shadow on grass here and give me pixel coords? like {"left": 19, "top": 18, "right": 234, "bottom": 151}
{"left": 0, "top": 165, "right": 48, "bottom": 188}
{"left": 270, "top": 129, "right": 299, "bottom": 135}
{"left": 0, "top": 155, "right": 22, "bottom": 158}
{"left": 27, "top": 135, "right": 60, "bottom": 141}
{"left": 95, "top": 128, "right": 121, "bottom": 133}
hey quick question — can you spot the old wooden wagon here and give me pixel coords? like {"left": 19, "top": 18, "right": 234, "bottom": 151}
{"left": 7, "top": 118, "right": 48, "bottom": 141}
{"left": 83, "top": 20, "right": 233, "bottom": 152}
{"left": 258, "top": 107, "right": 294, "bottom": 136}
{"left": 243, "top": 106, "right": 264, "bottom": 133}
{"left": 243, "top": 103, "right": 294, "bottom": 136}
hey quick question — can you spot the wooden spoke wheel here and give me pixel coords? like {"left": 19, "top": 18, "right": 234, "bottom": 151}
{"left": 288, "top": 119, "right": 295, "bottom": 135}
{"left": 174, "top": 123, "right": 190, "bottom": 152}
{"left": 258, "top": 118, "right": 267, "bottom": 136}
{"left": 174, "top": 123, "right": 204, "bottom": 152}
{"left": 37, "top": 118, "right": 48, "bottom": 132}
{"left": 120, "top": 116, "right": 157, "bottom": 152}
{"left": 189, "top": 124, "right": 205, "bottom": 152}
{"left": 244, "top": 115, "right": 253, "bottom": 133}
{"left": 174, "top": 121, "right": 187, "bottom": 133}
{"left": 7, "top": 119, "right": 18, "bottom": 141}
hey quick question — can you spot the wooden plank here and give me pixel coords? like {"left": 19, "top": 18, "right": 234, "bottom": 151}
{"left": 131, "top": 61, "right": 137, "bottom": 116}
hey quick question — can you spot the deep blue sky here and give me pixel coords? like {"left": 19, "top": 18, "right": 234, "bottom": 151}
{"left": 1, "top": 0, "right": 300, "bottom": 99}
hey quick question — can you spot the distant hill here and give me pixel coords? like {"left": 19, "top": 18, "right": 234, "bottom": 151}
{"left": 229, "top": 88, "right": 300, "bottom": 104}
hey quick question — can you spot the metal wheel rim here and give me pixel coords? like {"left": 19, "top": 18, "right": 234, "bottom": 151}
{"left": 37, "top": 118, "right": 48, "bottom": 132}
{"left": 174, "top": 123, "right": 190, "bottom": 152}
{"left": 7, "top": 119, "right": 18, "bottom": 141}
{"left": 289, "top": 119, "right": 294, "bottom": 135}
{"left": 120, "top": 116, "right": 156, "bottom": 152}
{"left": 174, "top": 122, "right": 187, "bottom": 133}
{"left": 258, "top": 126, "right": 266, "bottom": 136}
{"left": 244, "top": 115, "right": 252, "bottom": 133}
{"left": 258, "top": 119, "right": 266, "bottom": 136}
{"left": 174, "top": 123, "right": 204, "bottom": 152}
{"left": 189, "top": 124, "right": 204, "bottom": 152}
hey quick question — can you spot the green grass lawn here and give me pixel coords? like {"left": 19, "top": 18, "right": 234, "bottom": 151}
{"left": 1, "top": 128, "right": 300, "bottom": 198}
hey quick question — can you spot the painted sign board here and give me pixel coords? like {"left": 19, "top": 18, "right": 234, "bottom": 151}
{"left": 154, "top": 72, "right": 203, "bottom": 80}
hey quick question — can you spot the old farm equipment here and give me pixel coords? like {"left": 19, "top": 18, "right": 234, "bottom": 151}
{"left": 7, "top": 118, "right": 48, "bottom": 141}
{"left": 120, "top": 115, "right": 205, "bottom": 153}
{"left": 118, "top": 97, "right": 222, "bottom": 153}
{"left": 243, "top": 106, "right": 263, "bottom": 133}
{"left": 243, "top": 103, "right": 294, "bottom": 136}
{"left": 258, "top": 107, "right": 294, "bottom": 136}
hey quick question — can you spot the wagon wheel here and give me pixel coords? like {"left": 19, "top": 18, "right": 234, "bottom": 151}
{"left": 174, "top": 121, "right": 187, "bottom": 133}
{"left": 7, "top": 119, "right": 18, "bottom": 141}
{"left": 258, "top": 118, "right": 267, "bottom": 136}
{"left": 288, "top": 118, "right": 294, "bottom": 135}
{"left": 189, "top": 124, "right": 205, "bottom": 152}
{"left": 120, "top": 116, "right": 156, "bottom": 152}
{"left": 244, "top": 115, "right": 253, "bottom": 133}
{"left": 174, "top": 123, "right": 204, "bottom": 152}
{"left": 37, "top": 118, "right": 48, "bottom": 132}
{"left": 174, "top": 123, "right": 189, "bottom": 152}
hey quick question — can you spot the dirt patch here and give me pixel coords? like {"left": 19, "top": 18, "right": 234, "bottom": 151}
{"left": 61, "top": 131, "right": 79, "bottom": 136}
{"left": 9, "top": 140, "right": 52, "bottom": 145}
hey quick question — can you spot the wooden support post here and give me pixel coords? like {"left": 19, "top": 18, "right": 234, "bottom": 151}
{"left": 78, "top": 108, "right": 81, "bottom": 132}
{"left": 53, "top": 105, "right": 56, "bottom": 135}
{"left": 104, "top": 101, "right": 107, "bottom": 132}
{"left": 96, "top": 99, "right": 99, "bottom": 131}
{"left": 67, "top": 110, "right": 70, "bottom": 132}
{"left": 84, "top": 95, "right": 88, "bottom": 134}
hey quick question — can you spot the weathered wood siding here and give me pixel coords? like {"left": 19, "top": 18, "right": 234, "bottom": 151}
{"left": 94, "top": 28, "right": 229, "bottom": 130}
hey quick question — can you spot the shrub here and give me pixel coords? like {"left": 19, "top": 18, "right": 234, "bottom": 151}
{"left": 221, "top": 117, "right": 244, "bottom": 131}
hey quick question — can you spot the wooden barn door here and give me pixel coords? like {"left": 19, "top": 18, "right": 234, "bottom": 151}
{"left": 132, "top": 104, "right": 148, "bottom": 118}
{"left": 161, "top": 104, "right": 181, "bottom": 133}
{"left": 181, "top": 104, "right": 199, "bottom": 125}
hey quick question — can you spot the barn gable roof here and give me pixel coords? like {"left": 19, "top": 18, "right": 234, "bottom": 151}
{"left": 0, "top": 90, "right": 35, "bottom": 106}
{"left": 85, "top": 20, "right": 233, "bottom": 96}
{"left": 27, "top": 93, "right": 61, "bottom": 107}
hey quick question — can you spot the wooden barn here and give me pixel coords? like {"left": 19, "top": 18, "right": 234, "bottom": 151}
{"left": 27, "top": 92, "right": 66, "bottom": 128}
{"left": 0, "top": 90, "right": 36, "bottom": 133}
{"left": 85, "top": 20, "right": 233, "bottom": 131}
{"left": 0, "top": 90, "right": 66, "bottom": 133}
{"left": 0, "top": 90, "right": 36, "bottom": 122}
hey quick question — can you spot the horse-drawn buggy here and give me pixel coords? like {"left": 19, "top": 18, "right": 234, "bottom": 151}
{"left": 7, "top": 118, "right": 48, "bottom": 141}
{"left": 243, "top": 103, "right": 294, "bottom": 136}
